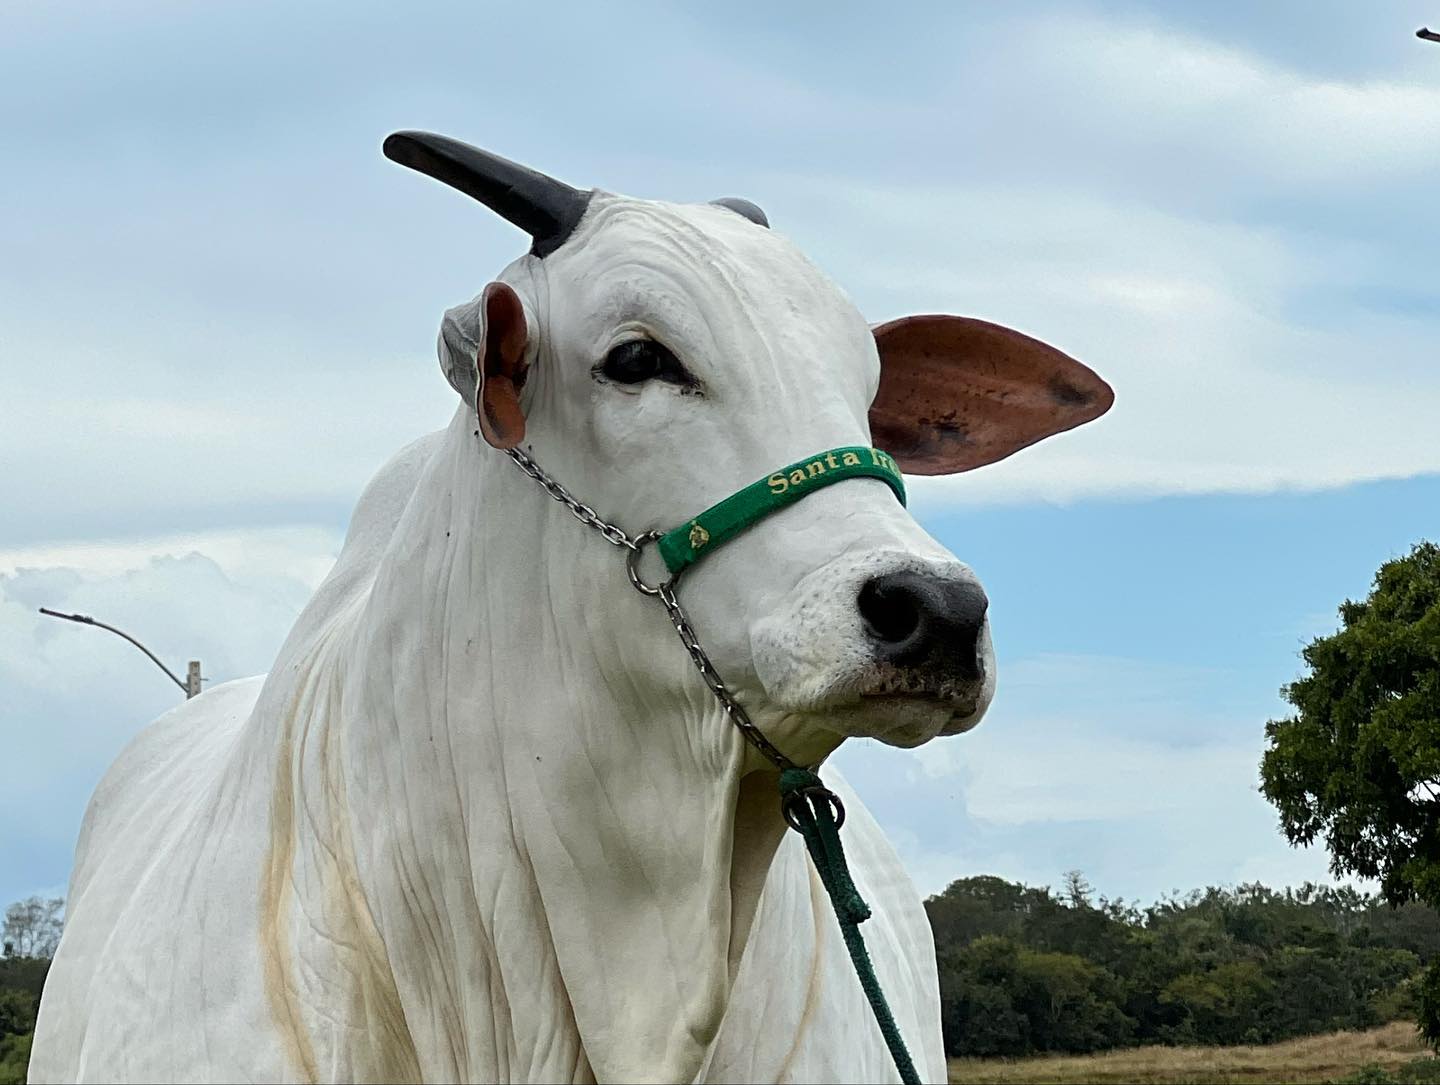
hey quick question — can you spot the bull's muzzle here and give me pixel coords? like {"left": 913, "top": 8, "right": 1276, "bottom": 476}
{"left": 856, "top": 570, "right": 990, "bottom": 702}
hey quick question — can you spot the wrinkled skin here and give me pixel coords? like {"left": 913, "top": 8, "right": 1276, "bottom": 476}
{"left": 32, "top": 197, "right": 1025, "bottom": 1083}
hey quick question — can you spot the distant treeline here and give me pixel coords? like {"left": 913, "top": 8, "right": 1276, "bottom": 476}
{"left": 0, "top": 894, "right": 60, "bottom": 1084}
{"left": 927, "top": 874, "right": 1440, "bottom": 1059}
{"left": 0, "top": 955, "right": 46, "bottom": 1084}
{"left": 5, "top": 878, "right": 1438, "bottom": 1077}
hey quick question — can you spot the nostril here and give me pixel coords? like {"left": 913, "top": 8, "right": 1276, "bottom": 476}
{"left": 860, "top": 571, "right": 989, "bottom": 678}
{"left": 858, "top": 577, "right": 924, "bottom": 644}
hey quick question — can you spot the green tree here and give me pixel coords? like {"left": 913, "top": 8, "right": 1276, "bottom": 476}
{"left": 0, "top": 1032, "right": 31, "bottom": 1085}
{"left": 1267, "top": 945, "right": 1359, "bottom": 1036}
{"left": 1013, "top": 947, "right": 1134, "bottom": 1053}
{"left": 1260, "top": 541, "right": 1440, "bottom": 1041}
{"left": 1159, "top": 960, "right": 1275, "bottom": 1045}
{"left": 0, "top": 988, "right": 36, "bottom": 1085}
{"left": 935, "top": 934, "right": 1135, "bottom": 1056}
{"left": 0, "top": 898, "right": 60, "bottom": 1085}
{"left": 936, "top": 936, "right": 1031, "bottom": 1057}
{"left": 928, "top": 872, "right": 1437, "bottom": 1056}
{"left": 0, "top": 990, "right": 35, "bottom": 1040}
{"left": 1262, "top": 543, "right": 1440, "bottom": 904}
{"left": 925, "top": 876, "right": 1035, "bottom": 950}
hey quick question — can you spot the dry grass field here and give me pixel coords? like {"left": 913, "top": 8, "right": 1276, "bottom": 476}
{"left": 947, "top": 1021, "right": 1429, "bottom": 1084}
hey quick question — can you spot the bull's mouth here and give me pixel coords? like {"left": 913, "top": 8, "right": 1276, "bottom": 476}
{"left": 858, "top": 690, "right": 984, "bottom": 733}
{"left": 750, "top": 622, "right": 995, "bottom": 755}
{"left": 845, "top": 657, "right": 987, "bottom": 716}
{"left": 763, "top": 674, "right": 988, "bottom": 754}
{"left": 860, "top": 689, "right": 979, "bottom": 712}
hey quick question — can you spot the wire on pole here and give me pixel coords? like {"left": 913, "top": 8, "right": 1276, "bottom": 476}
{"left": 38, "top": 608, "right": 191, "bottom": 695}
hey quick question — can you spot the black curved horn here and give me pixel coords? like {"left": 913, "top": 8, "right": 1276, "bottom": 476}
{"left": 383, "top": 131, "right": 592, "bottom": 258}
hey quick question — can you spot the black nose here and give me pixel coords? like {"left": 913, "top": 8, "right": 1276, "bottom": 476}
{"left": 857, "top": 571, "right": 989, "bottom": 681}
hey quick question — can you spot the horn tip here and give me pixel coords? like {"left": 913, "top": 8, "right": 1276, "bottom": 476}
{"left": 382, "top": 131, "right": 426, "bottom": 165}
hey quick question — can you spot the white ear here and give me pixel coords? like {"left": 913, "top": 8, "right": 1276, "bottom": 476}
{"left": 438, "top": 298, "right": 483, "bottom": 407}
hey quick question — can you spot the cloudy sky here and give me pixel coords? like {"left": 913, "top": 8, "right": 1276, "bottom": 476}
{"left": 3, "top": 0, "right": 1438, "bottom": 909}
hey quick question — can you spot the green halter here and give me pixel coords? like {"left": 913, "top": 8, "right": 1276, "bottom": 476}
{"left": 649, "top": 445, "right": 919, "bottom": 1085}
{"left": 508, "top": 441, "right": 922, "bottom": 1085}
{"left": 657, "top": 446, "right": 907, "bottom": 576}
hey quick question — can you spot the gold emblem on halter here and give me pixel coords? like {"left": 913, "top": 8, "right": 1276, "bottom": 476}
{"left": 689, "top": 523, "right": 711, "bottom": 550}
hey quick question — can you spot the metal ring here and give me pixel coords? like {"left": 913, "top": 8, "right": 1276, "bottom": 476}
{"left": 626, "top": 530, "right": 676, "bottom": 597}
{"left": 781, "top": 785, "right": 846, "bottom": 833}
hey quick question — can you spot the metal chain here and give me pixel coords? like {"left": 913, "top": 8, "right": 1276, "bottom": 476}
{"left": 504, "top": 446, "right": 796, "bottom": 771}
{"left": 499, "top": 441, "right": 911, "bottom": 1075}
{"left": 652, "top": 579, "right": 795, "bottom": 771}
{"left": 505, "top": 447, "right": 636, "bottom": 549}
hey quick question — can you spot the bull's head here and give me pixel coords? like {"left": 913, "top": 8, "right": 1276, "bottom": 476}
{"left": 385, "top": 131, "right": 1112, "bottom": 766}
{"left": 380, "top": 131, "right": 1113, "bottom": 1081}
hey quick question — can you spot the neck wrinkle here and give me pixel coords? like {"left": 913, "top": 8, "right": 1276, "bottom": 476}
{"left": 252, "top": 593, "right": 422, "bottom": 1083}
{"left": 324, "top": 412, "right": 793, "bottom": 1083}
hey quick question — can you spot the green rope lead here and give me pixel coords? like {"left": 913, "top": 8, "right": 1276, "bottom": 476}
{"left": 779, "top": 768, "right": 922, "bottom": 1085}
{"left": 635, "top": 447, "right": 915, "bottom": 1079}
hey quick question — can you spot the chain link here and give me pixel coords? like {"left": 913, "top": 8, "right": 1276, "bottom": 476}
{"left": 653, "top": 580, "right": 795, "bottom": 771}
{"left": 506, "top": 447, "right": 636, "bottom": 549}
{"left": 505, "top": 445, "right": 796, "bottom": 771}
{"left": 496, "top": 441, "right": 922, "bottom": 1072}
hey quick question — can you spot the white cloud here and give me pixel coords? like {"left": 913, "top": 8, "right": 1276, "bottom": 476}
{"left": 0, "top": 0, "right": 1425, "bottom": 909}
{"left": 0, "top": 525, "right": 340, "bottom": 584}
{"left": 927, "top": 10, "right": 1440, "bottom": 201}
{"left": 1035, "top": 15, "right": 1440, "bottom": 187}
{"left": 3, "top": 7, "right": 1438, "bottom": 535}
{"left": 938, "top": 725, "right": 1257, "bottom": 826}
{"left": 0, "top": 528, "right": 338, "bottom": 905}
{"left": 1, "top": 343, "right": 454, "bottom": 541}
{"left": 834, "top": 650, "right": 1355, "bottom": 901}
{"left": 778, "top": 177, "right": 1440, "bottom": 507}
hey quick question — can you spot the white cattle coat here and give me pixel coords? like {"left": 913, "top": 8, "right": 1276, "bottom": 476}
{"left": 31, "top": 415, "right": 947, "bottom": 1083}
{"left": 23, "top": 158, "right": 1119, "bottom": 1082}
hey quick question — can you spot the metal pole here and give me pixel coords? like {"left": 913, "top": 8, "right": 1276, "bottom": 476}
{"left": 38, "top": 608, "right": 195, "bottom": 697}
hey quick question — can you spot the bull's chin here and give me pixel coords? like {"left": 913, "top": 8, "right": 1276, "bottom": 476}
{"left": 868, "top": 692, "right": 986, "bottom": 741}
{"left": 758, "top": 691, "right": 986, "bottom": 761}
{"left": 845, "top": 692, "right": 985, "bottom": 747}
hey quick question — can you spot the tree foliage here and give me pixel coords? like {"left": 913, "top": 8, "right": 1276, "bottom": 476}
{"left": 1260, "top": 541, "right": 1440, "bottom": 1044}
{"left": 0, "top": 900, "right": 58, "bottom": 1085}
{"left": 1261, "top": 542, "right": 1440, "bottom": 906}
{"left": 0, "top": 962, "right": 45, "bottom": 1085}
{"left": 0, "top": 875, "right": 1433, "bottom": 1071}
{"left": 928, "top": 875, "right": 1439, "bottom": 1058}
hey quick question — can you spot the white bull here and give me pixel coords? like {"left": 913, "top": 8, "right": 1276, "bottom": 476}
{"left": 30, "top": 133, "right": 1112, "bottom": 1084}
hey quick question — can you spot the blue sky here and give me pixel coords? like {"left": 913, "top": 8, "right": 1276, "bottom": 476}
{"left": 2, "top": 0, "right": 1439, "bottom": 907}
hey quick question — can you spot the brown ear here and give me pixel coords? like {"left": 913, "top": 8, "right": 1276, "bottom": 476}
{"left": 870, "top": 315, "right": 1114, "bottom": 475}
{"left": 475, "top": 281, "right": 530, "bottom": 449}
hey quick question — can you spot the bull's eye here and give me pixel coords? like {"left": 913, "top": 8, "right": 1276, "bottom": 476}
{"left": 598, "top": 339, "right": 694, "bottom": 387}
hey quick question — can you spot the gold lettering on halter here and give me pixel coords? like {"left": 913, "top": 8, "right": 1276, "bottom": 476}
{"left": 689, "top": 523, "right": 710, "bottom": 550}
{"left": 766, "top": 451, "right": 891, "bottom": 500}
